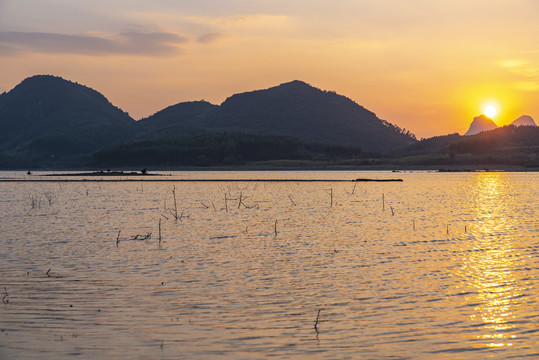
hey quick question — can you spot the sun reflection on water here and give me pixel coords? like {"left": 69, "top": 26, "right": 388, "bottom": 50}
{"left": 459, "top": 172, "right": 524, "bottom": 348}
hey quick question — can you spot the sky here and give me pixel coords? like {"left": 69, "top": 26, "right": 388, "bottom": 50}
{"left": 1, "top": 0, "right": 538, "bottom": 138}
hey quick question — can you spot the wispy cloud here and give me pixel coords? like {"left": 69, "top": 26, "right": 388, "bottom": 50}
{"left": 0, "top": 30, "right": 187, "bottom": 57}
{"left": 183, "top": 14, "right": 294, "bottom": 31}
{"left": 0, "top": 43, "right": 19, "bottom": 56}
{"left": 514, "top": 81, "right": 539, "bottom": 92}
{"left": 498, "top": 58, "right": 539, "bottom": 92}
{"left": 197, "top": 32, "right": 225, "bottom": 44}
{"left": 499, "top": 59, "right": 529, "bottom": 69}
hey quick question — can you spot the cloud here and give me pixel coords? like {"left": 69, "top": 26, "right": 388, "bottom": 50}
{"left": 0, "top": 30, "right": 187, "bottom": 57}
{"left": 499, "top": 59, "right": 529, "bottom": 68}
{"left": 0, "top": 43, "right": 20, "bottom": 56}
{"left": 197, "top": 32, "right": 225, "bottom": 44}
{"left": 514, "top": 81, "right": 539, "bottom": 92}
{"left": 498, "top": 58, "right": 539, "bottom": 92}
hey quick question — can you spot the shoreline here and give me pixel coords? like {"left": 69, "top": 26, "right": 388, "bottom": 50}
{"left": 0, "top": 163, "right": 537, "bottom": 173}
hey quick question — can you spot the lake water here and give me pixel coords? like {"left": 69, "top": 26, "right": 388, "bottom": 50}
{"left": 0, "top": 170, "right": 538, "bottom": 359}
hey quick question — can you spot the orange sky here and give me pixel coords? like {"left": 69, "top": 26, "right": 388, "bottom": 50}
{"left": 1, "top": 0, "right": 538, "bottom": 138}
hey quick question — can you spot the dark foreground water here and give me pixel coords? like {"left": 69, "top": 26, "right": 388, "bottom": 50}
{"left": 0, "top": 171, "right": 538, "bottom": 359}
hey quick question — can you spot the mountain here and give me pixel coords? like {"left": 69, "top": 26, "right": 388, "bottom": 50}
{"left": 136, "top": 100, "right": 218, "bottom": 139}
{"left": 138, "top": 101, "right": 217, "bottom": 129}
{"left": 206, "top": 80, "right": 416, "bottom": 152}
{"left": 392, "top": 124, "right": 539, "bottom": 168}
{"left": 511, "top": 115, "right": 536, "bottom": 127}
{"left": 463, "top": 115, "right": 499, "bottom": 136}
{"left": 0, "top": 75, "right": 136, "bottom": 167}
{"left": 140, "top": 80, "right": 417, "bottom": 153}
{"left": 0, "top": 76, "right": 417, "bottom": 168}
{"left": 450, "top": 125, "right": 539, "bottom": 156}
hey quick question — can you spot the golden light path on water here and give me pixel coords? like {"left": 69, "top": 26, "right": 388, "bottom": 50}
{"left": 458, "top": 173, "right": 530, "bottom": 349}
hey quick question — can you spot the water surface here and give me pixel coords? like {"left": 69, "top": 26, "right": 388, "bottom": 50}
{"left": 1, "top": 171, "right": 538, "bottom": 359}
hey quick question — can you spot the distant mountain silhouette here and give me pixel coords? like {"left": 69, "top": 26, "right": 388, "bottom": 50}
{"left": 394, "top": 124, "right": 539, "bottom": 167}
{"left": 464, "top": 115, "right": 499, "bottom": 136}
{"left": 510, "top": 115, "right": 536, "bottom": 127}
{"left": 0, "top": 75, "right": 418, "bottom": 168}
{"left": 451, "top": 125, "right": 539, "bottom": 154}
{"left": 141, "top": 80, "right": 417, "bottom": 153}
{"left": 136, "top": 101, "right": 218, "bottom": 139}
{"left": 0, "top": 75, "right": 136, "bottom": 167}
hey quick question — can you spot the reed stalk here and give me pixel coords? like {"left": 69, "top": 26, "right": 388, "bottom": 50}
{"left": 325, "top": 188, "right": 333, "bottom": 206}
{"left": 288, "top": 195, "right": 296, "bottom": 206}
{"left": 314, "top": 309, "right": 322, "bottom": 333}
{"left": 2, "top": 287, "right": 8, "bottom": 304}
{"left": 173, "top": 186, "right": 178, "bottom": 220}
{"left": 158, "top": 219, "right": 162, "bottom": 245}
{"left": 200, "top": 202, "right": 209, "bottom": 209}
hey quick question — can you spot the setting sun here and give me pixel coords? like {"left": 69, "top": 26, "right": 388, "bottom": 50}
{"left": 484, "top": 104, "right": 498, "bottom": 118}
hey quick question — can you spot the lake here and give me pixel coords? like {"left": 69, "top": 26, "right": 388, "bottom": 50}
{"left": 0, "top": 170, "right": 538, "bottom": 359}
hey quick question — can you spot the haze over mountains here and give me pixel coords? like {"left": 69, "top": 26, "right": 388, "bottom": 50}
{"left": 464, "top": 115, "right": 500, "bottom": 136}
{"left": 464, "top": 114, "right": 536, "bottom": 136}
{"left": 511, "top": 115, "right": 537, "bottom": 127}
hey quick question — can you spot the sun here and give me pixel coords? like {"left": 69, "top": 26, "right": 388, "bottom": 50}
{"left": 484, "top": 104, "right": 498, "bottom": 118}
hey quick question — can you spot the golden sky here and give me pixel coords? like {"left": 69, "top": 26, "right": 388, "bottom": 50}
{"left": 1, "top": 0, "right": 538, "bottom": 138}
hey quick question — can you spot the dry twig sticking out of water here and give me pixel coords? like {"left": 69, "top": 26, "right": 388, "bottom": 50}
{"left": 288, "top": 194, "right": 297, "bottom": 206}
{"left": 158, "top": 219, "right": 162, "bottom": 246}
{"left": 171, "top": 186, "right": 178, "bottom": 220}
{"left": 314, "top": 308, "right": 322, "bottom": 333}
{"left": 382, "top": 194, "right": 395, "bottom": 215}
{"left": 2, "top": 287, "right": 8, "bottom": 304}
{"left": 131, "top": 233, "right": 152, "bottom": 240}
{"left": 325, "top": 188, "right": 333, "bottom": 207}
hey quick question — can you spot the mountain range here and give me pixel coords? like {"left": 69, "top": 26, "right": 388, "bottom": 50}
{"left": 464, "top": 114, "right": 536, "bottom": 136}
{"left": 0, "top": 75, "right": 416, "bottom": 168}
{"left": 136, "top": 80, "right": 417, "bottom": 151}
{"left": 0, "top": 75, "right": 537, "bottom": 169}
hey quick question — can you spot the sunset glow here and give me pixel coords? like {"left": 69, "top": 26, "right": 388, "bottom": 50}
{"left": 484, "top": 104, "right": 498, "bottom": 118}
{"left": 1, "top": 1, "right": 538, "bottom": 138}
